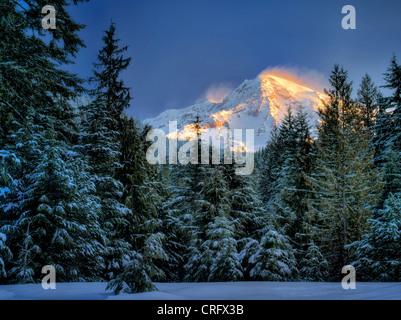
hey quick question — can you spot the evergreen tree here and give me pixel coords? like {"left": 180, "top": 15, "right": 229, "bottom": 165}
{"left": 157, "top": 162, "right": 193, "bottom": 282}
{"left": 357, "top": 74, "right": 380, "bottom": 129}
{"left": 202, "top": 215, "right": 243, "bottom": 282}
{"left": 224, "top": 162, "right": 264, "bottom": 280}
{"left": 81, "top": 23, "right": 166, "bottom": 293}
{"left": 380, "top": 148, "right": 401, "bottom": 205}
{"left": 270, "top": 107, "right": 314, "bottom": 244}
{"left": 350, "top": 193, "right": 401, "bottom": 281}
{"left": 3, "top": 136, "right": 105, "bottom": 283}
{"left": 248, "top": 226, "right": 297, "bottom": 281}
{"left": 0, "top": 151, "right": 16, "bottom": 281}
{"left": 373, "top": 55, "right": 401, "bottom": 208}
{"left": 0, "top": 231, "right": 11, "bottom": 280}
{"left": 185, "top": 164, "right": 236, "bottom": 281}
{"left": 305, "top": 65, "right": 383, "bottom": 279}
{"left": 108, "top": 118, "right": 167, "bottom": 293}
{"left": 0, "top": 0, "right": 98, "bottom": 284}
{"left": 299, "top": 241, "right": 329, "bottom": 281}
{"left": 258, "top": 125, "right": 284, "bottom": 205}
{"left": 384, "top": 57, "right": 401, "bottom": 149}
{"left": 372, "top": 93, "right": 393, "bottom": 169}
{"left": 383, "top": 55, "right": 401, "bottom": 108}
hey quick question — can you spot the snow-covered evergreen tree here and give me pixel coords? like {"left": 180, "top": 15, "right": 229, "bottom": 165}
{"left": 380, "top": 148, "right": 401, "bottom": 204}
{"left": 350, "top": 193, "right": 401, "bottom": 281}
{"left": 0, "top": 0, "right": 99, "bottom": 284}
{"left": 222, "top": 153, "right": 264, "bottom": 280}
{"left": 270, "top": 108, "right": 314, "bottom": 244}
{"left": 0, "top": 231, "right": 11, "bottom": 281}
{"left": 203, "top": 216, "right": 243, "bottom": 282}
{"left": 185, "top": 164, "right": 235, "bottom": 281}
{"left": 110, "top": 118, "right": 168, "bottom": 293}
{"left": 154, "top": 164, "right": 188, "bottom": 282}
{"left": 81, "top": 23, "right": 166, "bottom": 293}
{"left": 299, "top": 242, "right": 329, "bottom": 282}
{"left": 305, "top": 65, "right": 383, "bottom": 278}
{"left": 0, "top": 150, "right": 15, "bottom": 280}
{"left": 373, "top": 56, "right": 401, "bottom": 208}
{"left": 248, "top": 226, "right": 297, "bottom": 281}
{"left": 3, "top": 136, "right": 106, "bottom": 282}
{"left": 371, "top": 93, "right": 392, "bottom": 170}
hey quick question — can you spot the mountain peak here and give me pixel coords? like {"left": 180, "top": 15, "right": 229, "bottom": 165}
{"left": 145, "top": 73, "right": 326, "bottom": 150}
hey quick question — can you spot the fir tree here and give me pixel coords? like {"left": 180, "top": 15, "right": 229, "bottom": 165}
{"left": 110, "top": 117, "right": 168, "bottom": 293}
{"left": 154, "top": 164, "right": 188, "bottom": 282}
{"left": 299, "top": 241, "right": 329, "bottom": 282}
{"left": 0, "top": 0, "right": 96, "bottom": 284}
{"left": 371, "top": 56, "right": 401, "bottom": 209}
{"left": 371, "top": 93, "right": 393, "bottom": 170}
{"left": 0, "top": 150, "right": 16, "bottom": 281}
{"left": 81, "top": 23, "right": 165, "bottom": 293}
{"left": 382, "top": 55, "right": 401, "bottom": 152}
{"left": 203, "top": 216, "right": 243, "bottom": 282}
{"left": 185, "top": 164, "right": 235, "bottom": 281}
{"left": 0, "top": 231, "right": 11, "bottom": 280}
{"left": 357, "top": 74, "right": 380, "bottom": 129}
{"left": 258, "top": 125, "right": 284, "bottom": 205}
{"left": 305, "top": 65, "right": 383, "bottom": 279}
{"left": 3, "top": 136, "right": 106, "bottom": 283}
{"left": 270, "top": 107, "right": 314, "bottom": 244}
{"left": 383, "top": 54, "right": 401, "bottom": 107}
{"left": 248, "top": 226, "right": 297, "bottom": 281}
{"left": 223, "top": 159, "right": 264, "bottom": 280}
{"left": 350, "top": 193, "right": 401, "bottom": 281}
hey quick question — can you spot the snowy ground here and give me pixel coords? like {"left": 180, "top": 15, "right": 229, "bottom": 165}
{"left": 0, "top": 282, "right": 400, "bottom": 300}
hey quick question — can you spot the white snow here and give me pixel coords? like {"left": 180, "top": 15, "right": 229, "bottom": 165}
{"left": 0, "top": 282, "right": 400, "bottom": 300}
{"left": 144, "top": 75, "right": 324, "bottom": 150}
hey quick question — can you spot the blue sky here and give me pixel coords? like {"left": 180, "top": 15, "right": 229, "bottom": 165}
{"left": 66, "top": 0, "right": 401, "bottom": 120}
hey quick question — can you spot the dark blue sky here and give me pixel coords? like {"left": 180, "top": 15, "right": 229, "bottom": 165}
{"left": 66, "top": 0, "right": 401, "bottom": 120}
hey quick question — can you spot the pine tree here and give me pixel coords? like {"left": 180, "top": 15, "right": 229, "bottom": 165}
{"left": 0, "top": 231, "right": 11, "bottom": 281}
{"left": 374, "top": 55, "right": 401, "bottom": 207}
{"left": 0, "top": 151, "right": 18, "bottom": 281}
{"left": 223, "top": 160, "right": 264, "bottom": 280}
{"left": 81, "top": 23, "right": 165, "bottom": 293}
{"left": 350, "top": 193, "right": 401, "bottom": 281}
{"left": 357, "top": 74, "right": 380, "bottom": 129}
{"left": 3, "top": 136, "right": 106, "bottom": 283}
{"left": 305, "top": 65, "right": 383, "bottom": 279}
{"left": 258, "top": 125, "right": 284, "bottom": 205}
{"left": 185, "top": 164, "right": 237, "bottom": 281}
{"left": 372, "top": 93, "right": 393, "bottom": 170}
{"left": 248, "top": 226, "right": 297, "bottom": 281}
{"left": 202, "top": 215, "right": 243, "bottom": 282}
{"left": 299, "top": 241, "right": 329, "bottom": 281}
{"left": 270, "top": 107, "right": 314, "bottom": 243}
{"left": 150, "top": 163, "right": 191, "bottom": 282}
{"left": 383, "top": 55, "right": 401, "bottom": 108}
{"left": 108, "top": 117, "right": 168, "bottom": 293}
{"left": 0, "top": 0, "right": 97, "bottom": 284}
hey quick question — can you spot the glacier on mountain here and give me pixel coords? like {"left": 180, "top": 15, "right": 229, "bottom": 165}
{"left": 144, "top": 73, "right": 326, "bottom": 150}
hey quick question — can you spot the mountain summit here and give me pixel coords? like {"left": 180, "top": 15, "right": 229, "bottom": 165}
{"left": 145, "top": 73, "right": 327, "bottom": 149}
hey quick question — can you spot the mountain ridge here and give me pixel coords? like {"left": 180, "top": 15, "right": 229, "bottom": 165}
{"left": 144, "top": 73, "right": 327, "bottom": 150}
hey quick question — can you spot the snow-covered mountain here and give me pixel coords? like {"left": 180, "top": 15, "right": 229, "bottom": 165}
{"left": 144, "top": 73, "right": 327, "bottom": 150}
